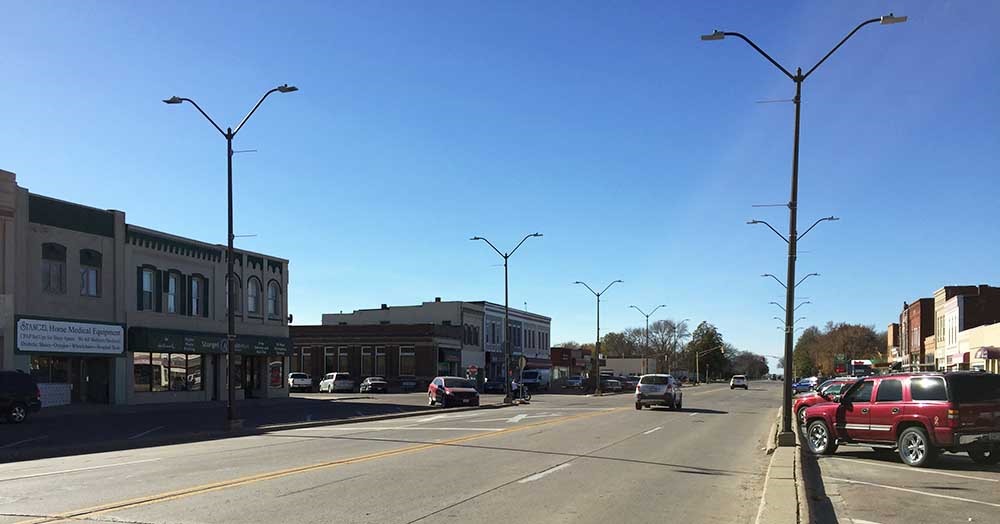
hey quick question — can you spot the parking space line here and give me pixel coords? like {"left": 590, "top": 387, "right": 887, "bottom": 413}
{"left": 0, "top": 435, "right": 48, "bottom": 449}
{"left": 826, "top": 457, "right": 998, "bottom": 482}
{"left": 517, "top": 463, "right": 571, "bottom": 483}
{"left": 826, "top": 477, "right": 1000, "bottom": 508}
{"left": 128, "top": 426, "right": 165, "bottom": 440}
{"left": 642, "top": 427, "right": 662, "bottom": 435}
{"left": 0, "top": 459, "right": 162, "bottom": 482}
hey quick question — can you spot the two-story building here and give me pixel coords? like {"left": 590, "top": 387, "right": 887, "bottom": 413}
{"left": 900, "top": 298, "right": 934, "bottom": 371}
{"left": 1, "top": 169, "right": 290, "bottom": 406}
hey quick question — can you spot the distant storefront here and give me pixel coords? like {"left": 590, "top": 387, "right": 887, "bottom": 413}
{"left": 18, "top": 316, "right": 125, "bottom": 406}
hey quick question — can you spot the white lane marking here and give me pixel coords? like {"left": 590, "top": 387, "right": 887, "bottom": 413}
{"left": 851, "top": 519, "right": 884, "bottom": 524}
{"left": 689, "top": 412, "right": 699, "bottom": 417}
{"left": 0, "top": 435, "right": 48, "bottom": 449}
{"left": 827, "top": 477, "right": 1000, "bottom": 509}
{"left": 289, "top": 426, "right": 504, "bottom": 432}
{"left": 506, "top": 414, "right": 528, "bottom": 424}
{"left": 128, "top": 426, "right": 165, "bottom": 440}
{"left": 642, "top": 426, "right": 663, "bottom": 435}
{"left": 827, "top": 457, "right": 999, "bottom": 482}
{"left": 0, "top": 458, "right": 162, "bottom": 482}
{"left": 753, "top": 447, "right": 778, "bottom": 524}
{"left": 415, "top": 412, "right": 482, "bottom": 423}
{"left": 518, "top": 463, "right": 571, "bottom": 483}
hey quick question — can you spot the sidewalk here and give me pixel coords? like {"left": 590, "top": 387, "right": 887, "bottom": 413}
{"left": 756, "top": 410, "right": 805, "bottom": 524}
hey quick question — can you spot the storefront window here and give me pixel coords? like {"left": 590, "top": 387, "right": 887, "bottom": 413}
{"left": 170, "top": 353, "right": 187, "bottom": 391}
{"left": 338, "top": 347, "right": 350, "bottom": 372}
{"left": 187, "top": 354, "right": 203, "bottom": 391}
{"left": 134, "top": 353, "right": 152, "bottom": 392}
{"left": 362, "top": 347, "right": 372, "bottom": 376}
{"left": 234, "top": 357, "right": 244, "bottom": 389}
{"left": 269, "top": 360, "right": 284, "bottom": 388}
{"left": 375, "top": 346, "right": 386, "bottom": 376}
{"left": 30, "top": 356, "right": 51, "bottom": 382}
{"left": 324, "top": 347, "right": 335, "bottom": 374}
{"left": 400, "top": 347, "right": 415, "bottom": 376}
{"left": 151, "top": 353, "right": 168, "bottom": 392}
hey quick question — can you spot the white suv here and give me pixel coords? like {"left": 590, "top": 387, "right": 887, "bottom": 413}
{"left": 319, "top": 372, "right": 355, "bottom": 393}
{"left": 730, "top": 375, "right": 749, "bottom": 390}
{"left": 287, "top": 372, "right": 313, "bottom": 392}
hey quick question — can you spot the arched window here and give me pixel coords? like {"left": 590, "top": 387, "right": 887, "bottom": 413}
{"left": 80, "top": 249, "right": 102, "bottom": 297}
{"left": 267, "top": 281, "right": 280, "bottom": 318}
{"left": 227, "top": 275, "right": 242, "bottom": 314}
{"left": 247, "top": 278, "right": 262, "bottom": 315}
{"left": 42, "top": 243, "right": 67, "bottom": 294}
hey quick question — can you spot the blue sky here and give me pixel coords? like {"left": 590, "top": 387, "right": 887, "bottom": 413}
{"left": 5, "top": 1, "right": 999, "bottom": 369}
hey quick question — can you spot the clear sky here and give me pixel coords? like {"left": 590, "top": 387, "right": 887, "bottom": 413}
{"left": 5, "top": 1, "right": 999, "bottom": 369}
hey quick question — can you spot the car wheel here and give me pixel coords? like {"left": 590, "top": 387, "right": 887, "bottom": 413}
{"left": 898, "top": 427, "right": 937, "bottom": 467}
{"left": 968, "top": 443, "right": 1000, "bottom": 465}
{"left": 7, "top": 403, "right": 28, "bottom": 424}
{"left": 806, "top": 420, "right": 838, "bottom": 456}
{"left": 797, "top": 407, "right": 808, "bottom": 428}
{"left": 635, "top": 402, "right": 642, "bottom": 410}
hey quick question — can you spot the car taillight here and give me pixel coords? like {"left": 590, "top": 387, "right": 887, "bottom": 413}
{"left": 947, "top": 408, "right": 960, "bottom": 428}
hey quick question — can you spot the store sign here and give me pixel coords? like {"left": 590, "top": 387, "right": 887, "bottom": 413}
{"left": 17, "top": 318, "right": 124, "bottom": 355}
{"left": 128, "top": 327, "right": 289, "bottom": 356}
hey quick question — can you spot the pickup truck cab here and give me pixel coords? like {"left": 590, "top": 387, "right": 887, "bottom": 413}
{"left": 803, "top": 372, "right": 1000, "bottom": 467}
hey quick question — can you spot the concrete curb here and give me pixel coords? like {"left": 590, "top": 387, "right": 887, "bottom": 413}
{"left": 765, "top": 407, "right": 781, "bottom": 455}
{"left": 796, "top": 444, "right": 810, "bottom": 524}
{"left": 1, "top": 402, "right": 512, "bottom": 464}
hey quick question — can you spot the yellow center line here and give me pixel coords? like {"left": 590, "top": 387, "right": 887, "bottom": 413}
{"left": 18, "top": 407, "right": 629, "bottom": 524}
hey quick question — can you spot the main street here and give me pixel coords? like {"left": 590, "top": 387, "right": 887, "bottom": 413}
{"left": 0, "top": 382, "right": 780, "bottom": 524}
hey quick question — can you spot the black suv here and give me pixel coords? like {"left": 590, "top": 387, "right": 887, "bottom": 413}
{"left": 0, "top": 371, "right": 42, "bottom": 423}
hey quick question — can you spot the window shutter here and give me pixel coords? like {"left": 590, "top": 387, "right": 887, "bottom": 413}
{"left": 136, "top": 267, "right": 144, "bottom": 311}
{"left": 201, "top": 277, "right": 210, "bottom": 318}
{"left": 154, "top": 270, "right": 163, "bottom": 312}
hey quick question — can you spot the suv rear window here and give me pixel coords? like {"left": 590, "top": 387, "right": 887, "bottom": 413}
{"left": 444, "top": 378, "right": 475, "bottom": 388}
{"left": 289, "top": 373, "right": 308, "bottom": 379}
{"left": 948, "top": 374, "right": 1000, "bottom": 403}
{"left": 639, "top": 376, "right": 670, "bottom": 385}
{"left": 911, "top": 377, "right": 948, "bottom": 401}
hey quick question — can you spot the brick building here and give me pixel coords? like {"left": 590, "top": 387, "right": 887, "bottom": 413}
{"left": 900, "top": 298, "right": 934, "bottom": 371}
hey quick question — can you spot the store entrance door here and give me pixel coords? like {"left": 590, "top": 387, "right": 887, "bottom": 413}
{"left": 243, "top": 356, "right": 259, "bottom": 398}
{"left": 70, "top": 358, "right": 110, "bottom": 404}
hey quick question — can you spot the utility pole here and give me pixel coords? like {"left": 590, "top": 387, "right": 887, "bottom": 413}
{"left": 629, "top": 305, "right": 666, "bottom": 375}
{"left": 575, "top": 280, "right": 623, "bottom": 394}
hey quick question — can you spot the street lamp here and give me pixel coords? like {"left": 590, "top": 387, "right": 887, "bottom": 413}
{"left": 575, "top": 280, "right": 623, "bottom": 395}
{"left": 704, "top": 14, "right": 905, "bottom": 445}
{"left": 629, "top": 304, "right": 666, "bottom": 373}
{"left": 163, "top": 84, "right": 297, "bottom": 429}
{"left": 770, "top": 300, "right": 811, "bottom": 313}
{"left": 471, "top": 233, "right": 543, "bottom": 403}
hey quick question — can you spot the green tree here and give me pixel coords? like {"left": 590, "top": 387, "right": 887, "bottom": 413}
{"left": 684, "top": 322, "right": 727, "bottom": 380}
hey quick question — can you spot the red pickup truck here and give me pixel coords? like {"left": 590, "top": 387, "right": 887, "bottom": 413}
{"left": 803, "top": 372, "right": 1000, "bottom": 467}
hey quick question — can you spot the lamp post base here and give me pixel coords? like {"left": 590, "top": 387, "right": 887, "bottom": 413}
{"left": 777, "top": 430, "right": 797, "bottom": 447}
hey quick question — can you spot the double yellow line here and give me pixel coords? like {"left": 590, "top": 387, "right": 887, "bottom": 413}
{"left": 18, "top": 407, "right": 626, "bottom": 524}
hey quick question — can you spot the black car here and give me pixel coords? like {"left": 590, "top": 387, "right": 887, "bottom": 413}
{"left": 483, "top": 379, "right": 506, "bottom": 394}
{"left": 360, "top": 376, "right": 389, "bottom": 393}
{"left": 1, "top": 371, "right": 42, "bottom": 423}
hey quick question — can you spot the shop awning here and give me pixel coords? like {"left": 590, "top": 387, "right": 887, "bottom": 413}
{"left": 128, "top": 327, "right": 290, "bottom": 356}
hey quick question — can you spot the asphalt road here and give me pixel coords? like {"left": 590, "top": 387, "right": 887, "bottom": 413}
{"left": 0, "top": 382, "right": 781, "bottom": 524}
{"left": 810, "top": 442, "right": 1000, "bottom": 523}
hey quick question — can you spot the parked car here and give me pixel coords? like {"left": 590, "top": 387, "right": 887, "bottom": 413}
{"left": 803, "top": 372, "right": 1000, "bottom": 467}
{"left": 319, "top": 372, "right": 355, "bottom": 393}
{"left": 600, "top": 378, "right": 622, "bottom": 393}
{"left": 0, "top": 371, "right": 42, "bottom": 423}
{"left": 520, "top": 369, "right": 551, "bottom": 391}
{"left": 428, "top": 376, "right": 480, "bottom": 407}
{"left": 359, "top": 376, "right": 388, "bottom": 393}
{"left": 635, "top": 374, "right": 683, "bottom": 410}
{"left": 564, "top": 375, "right": 584, "bottom": 389}
{"left": 483, "top": 378, "right": 506, "bottom": 394}
{"left": 730, "top": 375, "right": 749, "bottom": 390}
{"left": 792, "top": 377, "right": 819, "bottom": 394}
{"left": 618, "top": 375, "right": 640, "bottom": 390}
{"left": 287, "top": 372, "right": 313, "bottom": 392}
{"left": 793, "top": 377, "right": 857, "bottom": 427}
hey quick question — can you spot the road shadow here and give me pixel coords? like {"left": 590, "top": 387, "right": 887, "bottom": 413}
{"left": 667, "top": 407, "right": 728, "bottom": 415}
{"left": 829, "top": 450, "right": 1000, "bottom": 473}
{"left": 799, "top": 445, "right": 839, "bottom": 524}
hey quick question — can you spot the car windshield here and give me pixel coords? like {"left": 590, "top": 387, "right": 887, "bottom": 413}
{"left": 640, "top": 376, "right": 670, "bottom": 385}
{"left": 335, "top": 373, "right": 351, "bottom": 379}
{"left": 444, "top": 378, "right": 476, "bottom": 388}
{"left": 368, "top": 377, "right": 385, "bottom": 382}
{"left": 289, "top": 373, "right": 308, "bottom": 379}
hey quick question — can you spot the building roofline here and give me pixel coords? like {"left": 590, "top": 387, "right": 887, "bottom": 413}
{"left": 126, "top": 224, "right": 289, "bottom": 263}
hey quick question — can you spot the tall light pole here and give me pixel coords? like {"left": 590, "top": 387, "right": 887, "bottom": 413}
{"left": 164, "top": 84, "right": 297, "bottom": 428}
{"left": 471, "top": 233, "right": 543, "bottom": 403}
{"left": 629, "top": 304, "right": 666, "bottom": 374}
{"left": 695, "top": 344, "right": 725, "bottom": 385}
{"left": 575, "top": 280, "right": 623, "bottom": 394}
{"left": 704, "top": 13, "right": 906, "bottom": 445}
